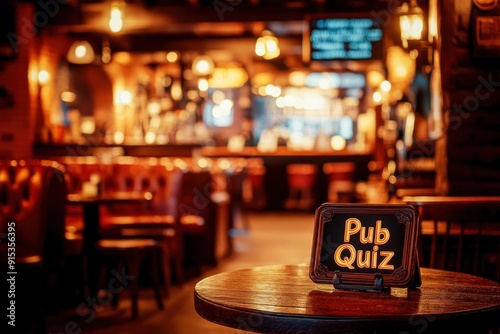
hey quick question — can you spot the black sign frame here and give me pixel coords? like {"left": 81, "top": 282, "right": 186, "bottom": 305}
{"left": 303, "top": 12, "right": 384, "bottom": 63}
{"left": 309, "top": 203, "right": 421, "bottom": 290}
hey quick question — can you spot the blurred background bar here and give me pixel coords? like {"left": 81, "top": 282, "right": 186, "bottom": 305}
{"left": 1, "top": 0, "right": 500, "bottom": 332}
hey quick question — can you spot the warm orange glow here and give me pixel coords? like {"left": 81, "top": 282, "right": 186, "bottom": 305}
{"left": 208, "top": 67, "right": 248, "bottom": 88}
{"left": 288, "top": 71, "right": 307, "bottom": 86}
{"left": 192, "top": 55, "right": 214, "bottom": 76}
{"left": 61, "top": 91, "right": 76, "bottom": 103}
{"left": 166, "top": 51, "right": 178, "bottom": 62}
{"left": 380, "top": 80, "right": 392, "bottom": 92}
{"left": 366, "top": 71, "right": 385, "bottom": 88}
{"left": 198, "top": 78, "right": 209, "bottom": 91}
{"left": 109, "top": 2, "right": 123, "bottom": 33}
{"left": 386, "top": 46, "right": 415, "bottom": 98}
{"left": 398, "top": 1, "right": 424, "bottom": 47}
{"left": 255, "top": 30, "right": 280, "bottom": 60}
{"left": 116, "top": 90, "right": 132, "bottom": 106}
{"left": 331, "top": 136, "right": 347, "bottom": 151}
{"left": 37, "top": 70, "right": 50, "bottom": 85}
{"left": 67, "top": 41, "right": 95, "bottom": 64}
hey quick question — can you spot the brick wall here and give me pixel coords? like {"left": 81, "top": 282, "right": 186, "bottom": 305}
{"left": 0, "top": 3, "right": 72, "bottom": 159}
{"left": 436, "top": 0, "right": 500, "bottom": 195}
{"left": 0, "top": 4, "right": 37, "bottom": 159}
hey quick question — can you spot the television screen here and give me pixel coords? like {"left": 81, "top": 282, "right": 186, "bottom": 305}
{"left": 304, "top": 14, "right": 384, "bottom": 62}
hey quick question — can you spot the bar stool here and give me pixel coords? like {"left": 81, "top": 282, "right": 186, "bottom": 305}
{"left": 244, "top": 158, "right": 267, "bottom": 210}
{"left": 323, "top": 162, "right": 356, "bottom": 203}
{"left": 95, "top": 238, "right": 164, "bottom": 318}
{"left": 285, "top": 164, "right": 318, "bottom": 210}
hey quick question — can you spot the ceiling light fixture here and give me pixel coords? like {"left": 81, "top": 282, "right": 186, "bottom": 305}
{"left": 255, "top": 30, "right": 280, "bottom": 60}
{"left": 109, "top": 1, "right": 124, "bottom": 33}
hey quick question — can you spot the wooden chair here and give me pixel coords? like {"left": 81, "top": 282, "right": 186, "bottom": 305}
{"left": 225, "top": 167, "right": 250, "bottom": 236}
{"left": 178, "top": 169, "right": 222, "bottom": 269}
{"left": 403, "top": 196, "right": 500, "bottom": 282}
{"left": 95, "top": 238, "right": 164, "bottom": 318}
{"left": 61, "top": 158, "right": 177, "bottom": 300}
{"left": 99, "top": 162, "right": 184, "bottom": 294}
{"left": 107, "top": 165, "right": 231, "bottom": 281}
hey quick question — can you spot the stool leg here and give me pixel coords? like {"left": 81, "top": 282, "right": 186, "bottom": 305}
{"left": 112, "top": 260, "right": 124, "bottom": 308}
{"left": 158, "top": 242, "right": 171, "bottom": 298}
{"left": 172, "top": 234, "right": 184, "bottom": 285}
{"left": 98, "top": 256, "right": 120, "bottom": 309}
{"left": 151, "top": 249, "right": 164, "bottom": 310}
{"left": 127, "top": 258, "right": 141, "bottom": 318}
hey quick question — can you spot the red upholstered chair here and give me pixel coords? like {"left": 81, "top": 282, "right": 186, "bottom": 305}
{"left": 177, "top": 169, "right": 219, "bottom": 269}
{"left": 0, "top": 160, "right": 67, "bottom": 332}
{"left": 99, "top": 161, "right": 185, "bottom": 293}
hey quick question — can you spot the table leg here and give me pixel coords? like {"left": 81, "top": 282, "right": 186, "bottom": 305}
{"left": 82, "top": 203, "right": 100, "bottom": 299}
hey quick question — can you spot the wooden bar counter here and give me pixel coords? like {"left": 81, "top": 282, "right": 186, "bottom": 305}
{"left": 194, "top": 264, "right": 500, "bottom": 334}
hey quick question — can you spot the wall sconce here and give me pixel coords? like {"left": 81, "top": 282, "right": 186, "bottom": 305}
{"left": 255, "top": 30, "right": 280, "bottom": 60}
{"left": 67, "top": 40, "right": 95, "bottom": 64}
{"left": 192, "top": 55, "right": 215, "bottom": 76}
{"left": 398, "top": 0, "right": 424, "bottom": 49}
{"left": 37, "top": 70, "right": 50, "bottom": 85}
{"left": 37, "top": 69, "right": 50, "bottom": 111}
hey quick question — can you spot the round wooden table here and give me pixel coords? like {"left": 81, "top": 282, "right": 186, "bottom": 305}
{"left": 194, "top": 264, "right": 500, "bottom": 334}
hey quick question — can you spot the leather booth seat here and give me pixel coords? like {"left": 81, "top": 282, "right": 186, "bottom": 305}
{"left": 0, "top": 159, "right": 67, "bottom": 331}
{"left": 60, "top": 157, "right": 236, "bottom": 285}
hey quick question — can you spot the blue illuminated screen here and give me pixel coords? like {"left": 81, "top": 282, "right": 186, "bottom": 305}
{"left": 308, "top": 17, "right": 383, "bottom": 61}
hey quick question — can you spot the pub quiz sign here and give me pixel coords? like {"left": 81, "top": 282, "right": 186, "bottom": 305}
{"left": 309, "top": 204, "right": 421, "bottom": 290}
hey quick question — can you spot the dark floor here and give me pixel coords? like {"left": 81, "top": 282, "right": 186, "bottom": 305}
{"left": 44, "top": 178, "right": 390, "bottom": 334}
{"left": 44, "top": 211, "right": 317, "bottom": 334}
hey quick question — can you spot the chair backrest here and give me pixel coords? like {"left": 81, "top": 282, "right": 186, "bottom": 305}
{"left": 177, "top": 169, "right": 214, "bottom": 220}
{"left": 0, "top": 160, "right": 67, "bottom": 268}
{"left": 403, "top": 196, "right": 500, "bottom": 282}
{"left": 148, "top": 164, "right": 184, "bottom": 216}
{"left": 63, "top": 158, "right": 185, "bottom": 217}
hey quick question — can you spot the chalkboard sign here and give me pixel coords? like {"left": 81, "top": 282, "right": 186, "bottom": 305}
{"left": 303, "top": 14, "right": 384, "bottom": 62}
{"left": 309, "top": 204, "right": 421, "bottom": 290}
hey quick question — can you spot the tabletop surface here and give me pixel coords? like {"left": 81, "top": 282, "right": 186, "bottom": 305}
{"left": 194, "top": 264, "right": 500, "bottom": 333}
{"left": 402, "top": 195, "right": 500, "bottom": 204}
{"left": 67, "top": 191, "right": 152, "bottom": 204}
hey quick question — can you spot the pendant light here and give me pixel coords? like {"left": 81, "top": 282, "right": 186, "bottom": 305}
{"left": 255, "top": 30, "right": 280, "bottom": 60}
{"left": 67, "top": 40, "right": 95, "bottom": 64}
